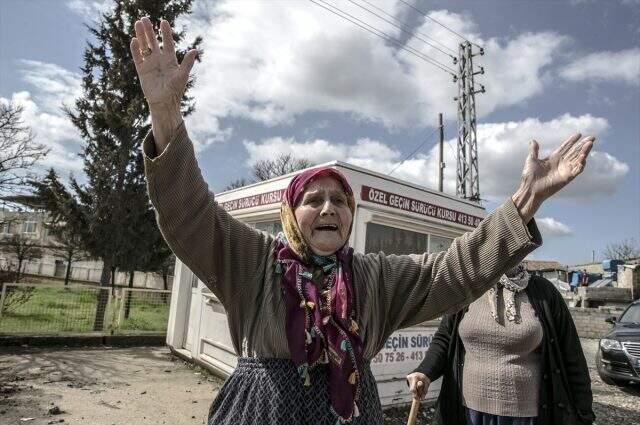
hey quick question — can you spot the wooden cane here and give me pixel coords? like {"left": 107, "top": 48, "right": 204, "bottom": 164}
{"left": 406, "top": 381, "right": 423, "bottom": 425}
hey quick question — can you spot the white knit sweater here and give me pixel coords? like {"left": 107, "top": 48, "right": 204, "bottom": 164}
{"left": 459, "top": 290, "right": 543, "bottom": 417}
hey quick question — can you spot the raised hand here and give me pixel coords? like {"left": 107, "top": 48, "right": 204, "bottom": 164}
{"left": 130, "top": 18, "right": 196, "bottom": 109}
{"left": 130, "top": 18, "right": 197, "bottom": 151}
{"left": 512, "top": 134, "right": 594, "bottom": 223}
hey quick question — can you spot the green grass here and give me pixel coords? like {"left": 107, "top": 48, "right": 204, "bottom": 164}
{"left": 119, "top": 292, "right": 170, "bottom": 332}
{"left": 0, "top": 285, "right": 169, "bottom": 334}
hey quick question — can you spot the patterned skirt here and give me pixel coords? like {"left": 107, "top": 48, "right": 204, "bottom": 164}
{"left": 208, "top": 357, "right": 384, "bottom": 424}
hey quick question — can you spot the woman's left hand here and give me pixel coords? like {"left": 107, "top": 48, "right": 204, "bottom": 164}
{"left": 406, "top": 372, "right": 430, "bottom": 400}
{"left": 512, "top": 133, "right": 594, "bottom": 223}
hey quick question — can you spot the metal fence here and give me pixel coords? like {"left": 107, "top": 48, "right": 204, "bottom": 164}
{"left": 117, "top": 288, "right": 171, "bottom": 333}
{"left": 0, "top": 283, "right": 171, "bottom": 335}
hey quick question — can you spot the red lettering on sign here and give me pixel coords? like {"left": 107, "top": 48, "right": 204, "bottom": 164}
{"left": 360, "top": 186, "right": 482, "bottom": 228}
{"left": 221, "top": 189, "right": 286, "bottom": 212}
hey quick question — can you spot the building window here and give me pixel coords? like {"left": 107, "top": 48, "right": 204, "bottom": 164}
{"left": 254, "top": 220, "right": 283, "bottom": 236}
{"left": 22, "top": 221, "right": 37, "bottom": 234}
{"left": 0, "top": 221, "right": 9, "bottom": 234}
{"left": 429, "top": 234, "right": 453, "bottom": 253}
{"left": 365, "top": 222, "right": 429, "bottom": 256}
{"left": 8, "top": 221, "right": 19, "bottom": 234}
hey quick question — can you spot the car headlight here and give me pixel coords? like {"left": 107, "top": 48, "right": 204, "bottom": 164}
{"left": 600, "top": 339, "right": 622, "bottom": 351}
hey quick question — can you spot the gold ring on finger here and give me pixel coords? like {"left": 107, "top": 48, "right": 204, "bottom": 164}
{"left": 141, "top": 47, "right": 152, "bottom": 57}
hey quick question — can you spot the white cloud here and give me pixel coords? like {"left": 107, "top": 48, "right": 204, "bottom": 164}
{"left": 1, "top": 60, "right": 85, "bottom": 174}
{"left": 243, "top": 113, "right": 628, "bottom": 202}
{"left": 537, "top": 217, "right": 573, "bottom": 237}
{"left": 9, "top": 55, "right": 229, "bottom": 170}
{"left": 560, "top": 48, "right": 640, "bottom": 86}
{"left": 19, "top": 60, "right": 82, "bottom": 113}
{"left": 65, "top": 0, "right": 112, "bottom": 22}
{"left": 398, "top": 12, "right": 568, "bottom": 121}
{"left": 243, "top": 136, "right": 400, "bottom": 169}
{"left": 177, "top": 1, "right": 569, "bottom": 142}
{"left": 186, "top": 114, "right": 232, "bottom": 152}
{"left": 1, "top": 92, "right": 83, "bottom": 173}
{"left": 473, "top": 32, "right": 568, "bottom": 113}
{"left": 242, "top": 133, "right": 452, "bottom": 193}
{"left": 475, "top": 114, "right": 628, "bottom": 201}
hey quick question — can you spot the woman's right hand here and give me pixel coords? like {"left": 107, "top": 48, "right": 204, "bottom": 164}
{"left": 406, "top": 372, "right": 430, "bottom": 400}
{"left": 130, "top": 17, "right": 197, "bottom": 110}
{"left": 130, "top": 18, "right": 197, "bottom": 150}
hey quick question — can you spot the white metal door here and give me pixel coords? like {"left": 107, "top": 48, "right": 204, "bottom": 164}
{"left": 183, "top": 273, "right": 201, "bottom": 352}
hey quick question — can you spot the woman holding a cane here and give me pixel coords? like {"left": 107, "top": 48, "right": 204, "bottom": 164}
{"left": 406, "top": 264, "right": 594, "bottom": 425}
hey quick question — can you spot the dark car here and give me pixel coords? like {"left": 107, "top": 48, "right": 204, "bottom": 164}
{"left": 596, "top": 299, "right": 640, "bottom": 386}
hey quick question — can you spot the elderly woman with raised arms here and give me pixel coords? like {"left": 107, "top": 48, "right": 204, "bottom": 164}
{"left": 130, "top": 17, "right": 594, "bottom": 425}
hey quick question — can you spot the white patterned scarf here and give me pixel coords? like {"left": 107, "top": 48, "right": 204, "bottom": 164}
{"left": 487, "top": 263, "right": 530, "bottom": 324}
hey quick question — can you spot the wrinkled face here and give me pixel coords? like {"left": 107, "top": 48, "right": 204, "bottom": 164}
{"left": 294, "top": 176, "right": 353, "bottom": 256}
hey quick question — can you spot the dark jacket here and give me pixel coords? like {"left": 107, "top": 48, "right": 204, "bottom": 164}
{"left": 413, "top": 276, "right": 595, "bottom": 425}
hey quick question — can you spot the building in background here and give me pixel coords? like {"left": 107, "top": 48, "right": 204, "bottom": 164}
{"left": 522, "top": 260, "right": 568, "bottom": 282}
{"left": 0, "top": 198, "right": 171, "bottom": 289}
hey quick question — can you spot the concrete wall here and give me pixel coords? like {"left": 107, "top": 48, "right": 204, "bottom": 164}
{"left": 617, "top": 265, "right": 640, "bottom": 299}
{"left": 568, "top": 307, "right": 621, "bottom": 339}
{"left": 569, "top": 262, "right": 604, "bottom": 274}
{"left": 1, "top": 254, "right": 173, "bottom": 290}
{"left": 570, "top": 287, "right": 631, "bottom": 311}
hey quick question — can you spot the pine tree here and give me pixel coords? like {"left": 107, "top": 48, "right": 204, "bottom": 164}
{"left": 33, "top": 0, "right": 201, "bottom": 330}
{"left": 31, "top": 169, "right": 89, "bottom": 286}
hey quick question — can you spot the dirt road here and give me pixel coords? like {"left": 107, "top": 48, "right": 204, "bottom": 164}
{"left": 0, "top": 346, "right": 223, "bottom": 425}
{"left": 1, "top": 340, "right": 638, "bottom": 424}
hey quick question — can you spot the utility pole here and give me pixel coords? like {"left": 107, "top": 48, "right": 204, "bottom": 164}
{"left": 455, "top": 41, "right": 484, "bottom": 202}
{"left": 438, "top": 113, "right": 444, "bottom": 192}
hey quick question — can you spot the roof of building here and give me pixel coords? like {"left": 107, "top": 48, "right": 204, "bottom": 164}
{"left": 0, "top": 195, "right": 45, "bottom": 210}
{"left": 522, "top": 260, "right": 566, "bottom": 271}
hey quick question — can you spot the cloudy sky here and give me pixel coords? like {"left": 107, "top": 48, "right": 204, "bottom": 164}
{"left": 1, "top": 0, "right": 638, "bottom": 265}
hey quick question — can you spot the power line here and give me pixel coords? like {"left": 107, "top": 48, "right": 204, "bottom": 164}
{"left": 397, "top": 0, "right": 483, "bottom": 49}
{"left": 311, "top": 0, "right": 456, "bottom": 75}
{"left": 308, "top": 0, "right": 457, "bottom": 76}
{"left": 388, "top": 124, "right": 446, "bottom": 176}
{"left": 347, "top": 0, "right": 457, "bottom": 60}
{"left": 358, "top": 0, "right": 458, "bottom": 55}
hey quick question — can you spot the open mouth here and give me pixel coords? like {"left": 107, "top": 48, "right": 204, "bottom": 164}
{"left": 315, "top": 224, "right": 339, "bottom": 231}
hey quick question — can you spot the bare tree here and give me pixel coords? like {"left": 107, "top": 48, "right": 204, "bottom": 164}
{"left": 223, "top": 154, "right": 312, "bottom": 189}
{"left": 0, "top": 261, "right": 35, "bottom": 313}
{"left": 48, "top": 226, "right": 88, "bottom": 286}
{"left": 252, "top": 154, "right": 312, "bottom": 181}
{"left": 602, "top": 238, "right": 640, "bottom": 261}
{"left": 224, "top": 178, "right": 251, "bottom": 191}
{"left": 0, "top": 103, "right": 48, "bottom": 195}
{"left": 0, "top": 234, "right": 43, "bottom": 282}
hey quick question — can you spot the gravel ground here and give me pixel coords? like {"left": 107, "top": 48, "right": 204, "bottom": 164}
{"left": 0, "top": 339, "right": 637, "bottom": 424}
{"left": 581, "top": 339, "right": 640, "bottom": 425}
{"left": 0, "top": 346, "right": 222, "bottom": 425}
